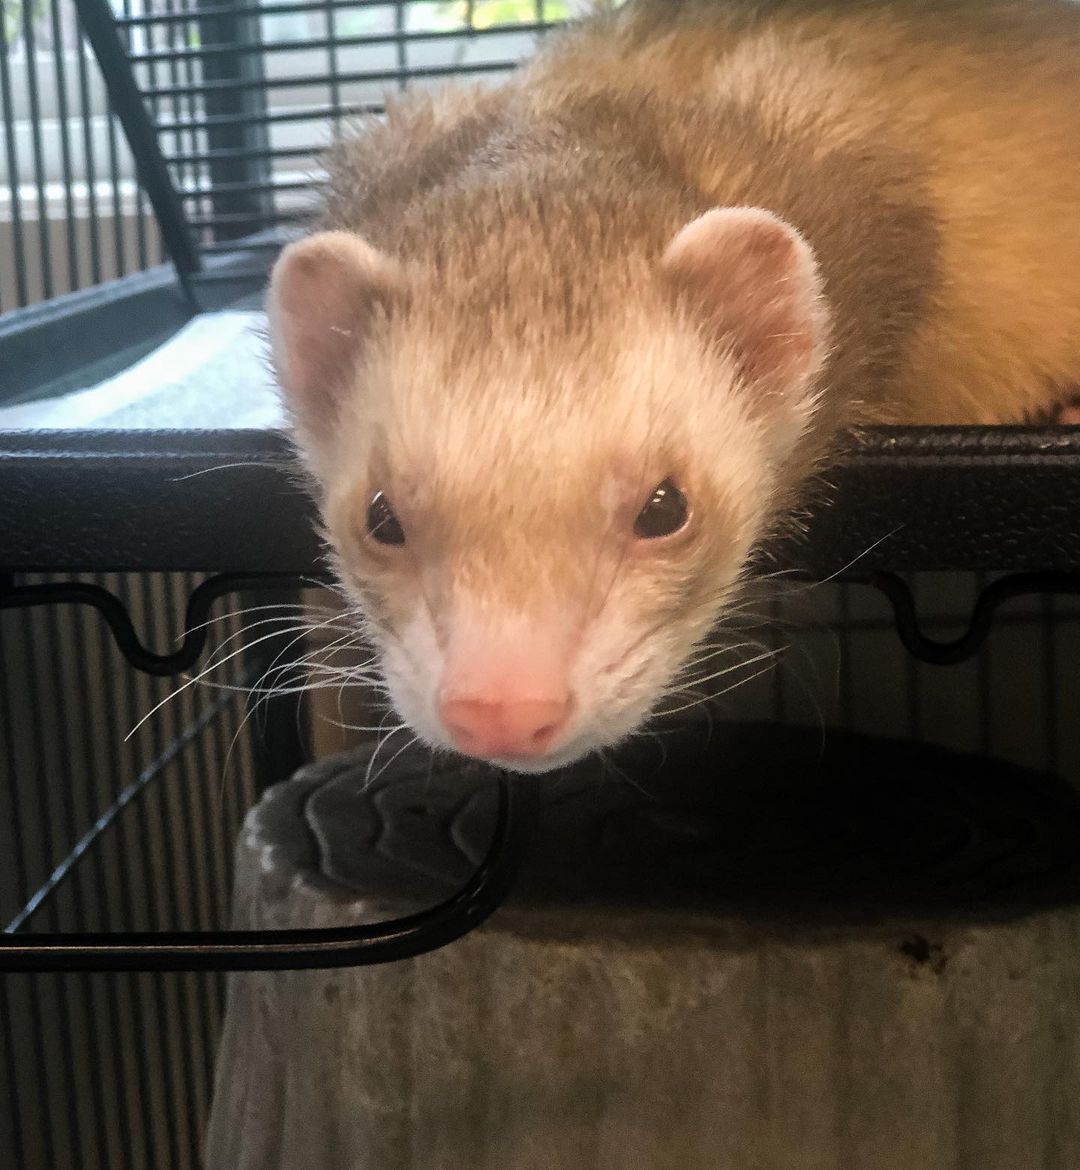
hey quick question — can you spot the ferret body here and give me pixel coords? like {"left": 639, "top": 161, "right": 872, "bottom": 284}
{"left": 270, "top": 0, "right": 1080, "bottom": 772}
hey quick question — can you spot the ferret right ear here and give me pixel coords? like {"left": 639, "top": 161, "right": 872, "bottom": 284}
{"left": 661, "top": 207, "right": 829, "bottom": 399}
{"left": 268, "top": 230, "right": 404, "bottom": 448}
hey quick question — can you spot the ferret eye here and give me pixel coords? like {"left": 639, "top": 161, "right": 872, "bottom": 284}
{"left": 633, "top": 479, "right": 689, "bottom": 539}
{"left": 366, "top": 491, "right": 406, "bottom": 546}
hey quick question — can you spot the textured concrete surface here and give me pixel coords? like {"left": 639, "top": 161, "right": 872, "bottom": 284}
{"left": 207, "top": 728, "right": 1080, "bottom": 1169}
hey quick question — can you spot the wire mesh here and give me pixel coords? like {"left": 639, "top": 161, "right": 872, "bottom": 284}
{"left": 0, "top": 0, "right": 577, "bottom": 310}
{"left": 0, "top": 572, "right": 272, "bottom": 1170}
{"left": 2, "top": 574, "right": 1080, "bottom": 1167}
{"left": 0, "top": 0, "right": 166, "bottom": 309}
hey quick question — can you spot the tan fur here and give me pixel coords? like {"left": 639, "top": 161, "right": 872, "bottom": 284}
{"left": 277, "top": 0, "right": 1080, "bottom": 769}
{"left": 324, "top": 0, "right": 1080, "bottom": 428}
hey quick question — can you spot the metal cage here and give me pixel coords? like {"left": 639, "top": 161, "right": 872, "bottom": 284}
{"left": 4, "top": 3, "right": 1080, "bottom": 1168}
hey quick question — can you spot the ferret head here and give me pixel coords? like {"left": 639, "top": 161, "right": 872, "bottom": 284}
{"left": 269, "top": 206, "right": 829, "bottom": 773}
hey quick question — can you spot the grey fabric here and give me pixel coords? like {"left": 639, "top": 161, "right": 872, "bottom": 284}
{"left": 0, "top": 311, "right": 282, "bottom": 430}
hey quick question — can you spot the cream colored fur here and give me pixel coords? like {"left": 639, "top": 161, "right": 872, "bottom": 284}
{"left": 274, "top": 0, "right": 1080, "bottom": 769}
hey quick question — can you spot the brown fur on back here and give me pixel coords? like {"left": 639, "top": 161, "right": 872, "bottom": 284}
{"left": 323, "top": 0, "right": 1080, "bottom": 428}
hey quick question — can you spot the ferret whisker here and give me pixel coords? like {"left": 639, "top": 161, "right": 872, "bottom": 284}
{"left": 626, "top": 727, "right": 671, "bottom": 772}
{"left": 128, "top": 617, "right": 337, "bottom": 740}
{"left": 253, "top": 624, "right": 375, "bottom": 687}
{"left": 363, "top": 720, "right": 412, "bottom": 790}
{"left": 677, "top": 646, "right": 783, "bottom": 692}
{"left": 661, "top": 660, "right": 781, "bottom": 717}
{"left": 680, "top": 639, "right": 765, "bottom": 671}
{"left": 597, "top": 749, "right": 656, "bottom": 802}
{"left": 169, "top": 461, "right": 295, "bottom": 482}
{"left": 140, "top": 603, "right": 367, "bottom": 744}
{"left": 180, "top": 599, "right": 345, "bottom": 638}
{"left": 191, "top": 673, "right": 382, "bottom": 700}
{"left": 815, "top": 526, "right": 905, "bottom": 587}
{"left": 367, "top": 734, "right": 422, "bottom": 788}
{"left": 316, "top": 713, "right": 400, "bottom": 734}
{"left": 191, "top": 618, "right": 335, "bottom": 673}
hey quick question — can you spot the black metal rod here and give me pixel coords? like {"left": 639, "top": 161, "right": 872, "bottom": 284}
{"left": 179, "top": 177, "right": 321, "bottom": 198}
{"left": 21, "top": 0, "right": 54, "bottom": 302}
{"left": 115, "top": 0, "right": 461, "bottom": 27}
{"left": 48, "top": 0, "right": 80, "bottom": 292}
{"left": 198, "top": 237, "right": 284, "bottom": 253}
{"left": 190, "top": 267, "right": 280, "bottom": 283}
{"left": 159, "top": 103, "right": 379, "bottom": 133}
{"left": 161, "top": 0, "right": 189, "bottom": 245}
{"left": 129, "top": 20, "right": 549, "bottom": 65}
{"left": 393, "top": 0, "right": 407, "bottom": 93}
{"left": 0, "top": 773, "right": 540, "bottom": 972}
{"left": 40, "top": 598, "right": 114, "bottom": 1170}
{"left": 0, "top": 12, "right": 29, "bottom": 306}
{"left": 139, "top": 0, "right": 167, "bottom": 268}
{"left": 0, "top": 615, "right": 35, "bottom": 1170}
{"left": 0, "top": 573, "right": 322, "bottom": 677}
{"left": 75, "top": 14, "right": 105, "bottom": 287}
{"left": 866, "top": 570, "right": 1080, "bottom": 665}
{"left": 195, "top": 0, "right": 272, "bottom": 245}
{"left": 99, "top": 569, "right": 168, "bottom": 1170}
{"left": 105, "top": 91, "right": 129, "bottom": 278}
{"left": 326, "top": 0, "right": 342, "bottom": 137}
{"left": 186, "top": 672, "right": 229, "bottom": 934}
{"left": 72, "top": 575, "right": 147, "bottom": 1170}
{"left": 119, "top": 0, "right": 152, "bottom": 274}
{"left": 72, "top": 0, "right": 201, "bottom": 284}
{"left": 135, "top": 576, "right": 195, "bottom": 1170}
{"left": 167, "top": 143, "right": 316, "bottom": 165}
{"left": 142, "top": 56, "right": 520, "bottom": 99}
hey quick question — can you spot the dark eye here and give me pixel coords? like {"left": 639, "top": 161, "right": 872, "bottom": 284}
{"left": 366, "top": 491, "right": 406, "bottom": 546}
{"left": 633, "top": 478, "right": 689, "bottom": 539}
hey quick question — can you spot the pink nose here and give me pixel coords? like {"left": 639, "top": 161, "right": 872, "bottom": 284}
{"left": 439, "top": 696, "right": 570, "bottom": 759}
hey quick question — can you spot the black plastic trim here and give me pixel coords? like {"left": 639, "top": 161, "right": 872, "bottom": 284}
{"left": 3, "top": 426, "right": 1080, "bottom": 575}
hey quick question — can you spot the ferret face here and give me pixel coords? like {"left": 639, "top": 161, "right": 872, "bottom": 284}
{"left": 270, "top": 208, "right": 828, "bottom": 772}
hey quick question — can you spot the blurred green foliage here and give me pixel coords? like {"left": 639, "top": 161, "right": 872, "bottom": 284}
{"left": 432, "top": 1, "right": 574, "bottom": 28}
{"left": 4, "top": 0, "right": 47, "bottom": 46}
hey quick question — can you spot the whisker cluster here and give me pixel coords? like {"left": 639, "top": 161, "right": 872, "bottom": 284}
{"left": 131, "top": 592, "right": 401, "bottom": 815}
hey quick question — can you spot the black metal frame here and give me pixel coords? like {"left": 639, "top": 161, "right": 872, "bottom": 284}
{"left": 7, "top": 566, "right": 1080, "bottom": 677}
{"left": 62, "top": 0, "right": 564, "bottom": 306}
{"left": 862, "top": 571, "right": 1080, "bottom": 666}
{"left": 2, "top": 552, "right": 1079, "bottom": 972}
{"left": 74, "top": 0, "right": 202, "bottom": 300}
{"left": 0, "top": 766, "right": 539, "bottom": 973}
{"left": 6, "top": 424, "right": 1080, "bottom": 575}
{"left": 4, "top": 422, "right": 1080, "bottom": 970}
{"left": 2, "top": 0, "right": 1077, "bottom": 975}
{"left": 0, "top": 572, "right": 321, "bottom": 675}
{"left": 0, "top": 566, "right": 542, "bottom": 972}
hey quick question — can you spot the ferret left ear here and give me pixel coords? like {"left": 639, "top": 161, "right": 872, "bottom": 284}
{"left": 268, "top": 230, "right": 405, "bottom": 450}
{"left": 661, "top": 207, "right": 829, "bottom": 395}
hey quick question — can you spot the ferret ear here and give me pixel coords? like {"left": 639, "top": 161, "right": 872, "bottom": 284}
{"left": 661, "top": 207, "right": 829, "bottom": 395}
{"left": 268, "top": 230, "right": 404, "bottom": 446}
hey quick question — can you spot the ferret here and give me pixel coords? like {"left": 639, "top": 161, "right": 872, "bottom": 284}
{"left": 268, "top": 0, "right": 1080, "bottom": 774}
